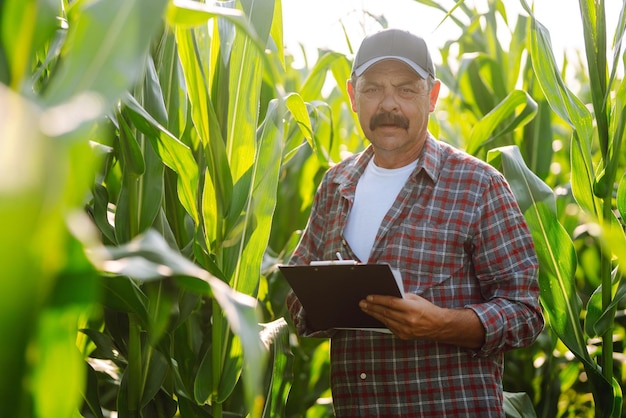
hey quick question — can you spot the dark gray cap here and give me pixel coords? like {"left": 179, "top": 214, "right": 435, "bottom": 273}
{"left": 352, "top": 29, "right": 435, "bottom": 79}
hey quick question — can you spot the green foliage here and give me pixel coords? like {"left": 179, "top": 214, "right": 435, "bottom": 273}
{"left": 3, "top": 0, "right": 626, "bottom": 417}
{"left": 519, "top": 1, "right": 626, "bottom": 416}
{"left": 420, "top": 0, "right": 626, "bottom": 416}
{"left": 1, "top": 0, "right": 295, "bottom": 416}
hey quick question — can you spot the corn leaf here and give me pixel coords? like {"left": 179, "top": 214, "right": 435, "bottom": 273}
{"left": 241, "top": 0, "right": 274, "bottom": 46}
{"left": 213, "top": 98, "right": 285, "bottom": 409}
{"left": 117, "top": 112, "right": 146, "bottom": 177}
{"left": 467, "top": 90, "right": 537, "bottom": 155}
{"left": 230, "top": 98, "right": 284, "bottom": 295}
{"left": 521, "top": 0, "right": 600, "bottom": 218}
{"left": 0, "top": 83, "right": 101, "bottom": 416}
{"left": 457, "top": 54, "right": 498, "bottom": 117}
{"left": 522, "top": 100, "right": 554, "bottom": 180}
{"left": 486, "top": 143, "right": 589, "bottom": 369}
{"left": 284, "top": 93, "right": 314, "bottom": 157}
{"left": 95, "top": 229, "right": 267, "bottom": 413}
{"left": 618, "top": 173, "right": 626, "bottom": 222}
{"left": 82, "top": 364, "right": 105, "bottom": 418}
{"left": 524, "top": 204, "right": 585, "bottom": 355}
{"left": 192, "top": 342, "right": 212, "bottom": 404}
{"left": 135, "top": 57, "right": 168, "bottom": 233}
{"left": 578, "top": 0, "right": 609, "bottom": 158}
{"left": 268, "top": 0, "right": 285, "bottom": 69}
{"left": 596, "top": 214, "right": 626, "bottom": 278}
{"left": 122, "top": 93, "right": 200, "bottom": 225}
{"left": 217, "top": 333, "right": 244, "bottom": 403}
{"left": 33, "top": 306, "right": 87, "bottom": 418}
{"left": 485, "top": 146, "right": 612, "bottom": 406}
{"left": 155, "top": 29, "right": 188, "bottom": 139}
{"left": 92, "top": 184, "right": 117, "bottom": 244}
{"left": 175, "top": 27, "right": 232, "bottom": 245}
{"left": 225, "top": 9, "right": 263, "bottom": 184}
{"left": 486, "top": 145, "right": 554, "bottom": 213}
{"left": 1, "top": 0, "right": 58, "bottom": 89}
{"left": 525, "top": 202, "right": 616, "bottom": 415}
{"left": 166, "top": 0, "right": 244, "bottom": 27}
{"left": 586, "top": 266, "right": 622, "bottom": 338}
{"left": 95, "top": 232, "right": 265, "bottom": 365}
{"left": 100, "top": 275, "right": 150, "bottom": 328}
{"left": 139, "top": 348, "right": 170, "bottom": 409}
{"left": 300, "top": 52, "right": 348, "bottom": 102}
{"left": 43, "top": 0, "right": 168, "bottom": 107}
{"left": 261, "top": 318, "right": 292, "bottom": 418}
{"left": 32, "top": 233, "right": 99, "bottom": 418}
{"left": 608, "top": 2, "right": 626, "bottom": 94}
{"left": 503, "top": 392, "right": 537, "bottom": 418}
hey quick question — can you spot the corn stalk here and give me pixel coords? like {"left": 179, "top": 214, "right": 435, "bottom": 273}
{"left": 0, "top": 0, "right": 299, "bottom": 416}
{"left": 519, "top": 1, "right": 626, "bottom": 416}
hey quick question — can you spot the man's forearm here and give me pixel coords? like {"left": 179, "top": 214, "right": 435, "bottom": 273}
{"left": 433, "top": 307, "right": 485, "bottom": 349}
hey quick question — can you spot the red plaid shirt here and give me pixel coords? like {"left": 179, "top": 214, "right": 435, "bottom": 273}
{"left": 286, "top": 135, "right": 544, "bottom": 417}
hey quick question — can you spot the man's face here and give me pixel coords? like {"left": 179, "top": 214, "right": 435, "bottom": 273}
{"left": 348, "top": 59, "right": 440, "bottom": 168}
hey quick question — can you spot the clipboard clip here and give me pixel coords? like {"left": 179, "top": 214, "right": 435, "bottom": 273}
{"left": 309, "top": 252, "right": 358, "bottom": 266}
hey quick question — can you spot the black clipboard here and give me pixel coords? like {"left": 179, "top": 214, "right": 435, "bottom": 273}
{"left": 279, "top": 263, "right": 404, "bottom": 332}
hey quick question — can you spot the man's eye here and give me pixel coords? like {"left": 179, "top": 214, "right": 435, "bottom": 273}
{"left": 398, "top": 87, "right": 419, "bottom": 98}
{"left": 362, "top": 87, "right": 382, "bottom": 97}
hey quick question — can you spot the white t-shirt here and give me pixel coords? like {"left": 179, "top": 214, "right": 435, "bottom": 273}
{"left": 344, "top": 158, "right": 417, "bottom": 262}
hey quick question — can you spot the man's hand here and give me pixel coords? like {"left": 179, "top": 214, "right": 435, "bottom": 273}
{"left": 359, "top": 293, "right": 485, "bottom": 349}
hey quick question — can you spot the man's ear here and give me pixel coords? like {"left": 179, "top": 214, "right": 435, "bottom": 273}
{"left": 347, "top": 79, "right": 357, "bottom": 112}
{"left": 429, "top": 80, "right": 441, "bottom": 112}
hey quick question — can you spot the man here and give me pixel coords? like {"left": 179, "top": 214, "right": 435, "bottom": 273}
{"left": 286, "top": 28, "right": 544, "bottom": 417}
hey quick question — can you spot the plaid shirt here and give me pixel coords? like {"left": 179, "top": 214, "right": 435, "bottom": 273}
{"left": 286, "top": 135, "right": 544, "bottom": 417}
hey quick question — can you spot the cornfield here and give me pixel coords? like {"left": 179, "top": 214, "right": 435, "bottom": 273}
{"left": 1, "top": 0, "right": 625, "bottom": 417}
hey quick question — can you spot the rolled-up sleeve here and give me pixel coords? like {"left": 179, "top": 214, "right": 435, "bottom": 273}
{"left": 467, "top": 174, "right": 544, "bottom": 357}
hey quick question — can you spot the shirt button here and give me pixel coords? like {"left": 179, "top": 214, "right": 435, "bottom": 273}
{"left": 360, "top": 373, "right": 367, "bottom": 380}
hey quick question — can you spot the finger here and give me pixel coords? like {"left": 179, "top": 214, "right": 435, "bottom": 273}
{"left": 360, "top": 300, "right": 402, "bottom": 323}
{"left": 365, "top": 295, "right": 408, "bottom": 310}
{"left": 403, "top": 293, "right": 421, "bottom": 301}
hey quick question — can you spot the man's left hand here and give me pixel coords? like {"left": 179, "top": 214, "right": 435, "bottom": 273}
{"left": 359, "top": 293, "right": 485, "bottom": 348}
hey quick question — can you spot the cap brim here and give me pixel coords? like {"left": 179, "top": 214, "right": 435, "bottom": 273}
{"left": 353, "top": 56, "right": 430, "bottom": 79}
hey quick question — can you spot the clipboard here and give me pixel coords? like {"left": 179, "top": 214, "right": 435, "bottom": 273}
{"left": 279, "top": 263, "right": 404, "bottom": 332}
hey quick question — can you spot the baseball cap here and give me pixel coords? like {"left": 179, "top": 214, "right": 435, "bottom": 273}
{"left": 352, "top": 29, "right": 435, "bottom": 79}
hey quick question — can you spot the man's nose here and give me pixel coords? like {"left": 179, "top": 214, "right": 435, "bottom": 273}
{"left": 379, "top": 88, "right": 399, "bottom": 111}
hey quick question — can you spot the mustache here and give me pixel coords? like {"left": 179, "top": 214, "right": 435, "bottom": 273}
{"left": 370, "top": 112, "right": 409, "bottom": 130}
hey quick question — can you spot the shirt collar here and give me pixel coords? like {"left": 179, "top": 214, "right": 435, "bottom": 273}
{"left": 333, "top": 146, "right": 373, "bottom": 187}
{"left": 416, "top": 133, "right": 441, "bottom": 183}
{"left": 334, "top": 133, "right": 442, "bottom": 186}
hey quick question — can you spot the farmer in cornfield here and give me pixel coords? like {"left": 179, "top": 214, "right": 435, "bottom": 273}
{"left": 286, "top": 28, "right": 544, "bottom": 417}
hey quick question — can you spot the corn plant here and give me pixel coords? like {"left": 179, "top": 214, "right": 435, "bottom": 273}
{"left": 1, "top": 0, "right": 172, "bottom": 415}
{"left": 519, "top": 1, "right": 626, "bottom": 416}
{"left": 415, "top": 0, "right": 626, "bottom": 416}
{"left": 83, "top": 0, "right": 310, "bottom": 415}
{"left": 5, "top": 0, "right": 626, "bottom": 416}
{"left": 1, "top": 0, "right": 320, "bottom": 416}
